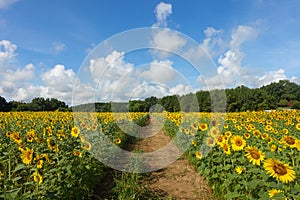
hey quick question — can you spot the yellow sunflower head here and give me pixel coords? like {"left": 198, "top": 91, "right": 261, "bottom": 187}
{"left": 195, "top": 151, "right": 202, "bottom": 160}
{"left": 264, "top": 158, "right": 296, "bottom": 183}
{"left": 281, "top": 135, "right": 297, "bottom": 148}
{"left": 198, "top": 123, "right": 208, "bottom": 131}
{"left": 270, "top": 144, "right": 277, "bottom": 152}
{"left": 20, "top": 147, "right": 34, "bottom": 165}
{"left": 224, "top": 131, "right": 232, "bottom": 138}
{"left": 282, "top": 128, "right": 289, "bottom": 134}
{"left": 115, "top": 138, "right": 121, "bottom": 145}
{"left": 235, "top": 166, "right": 243, "bottom": 174}
{"left": 222, "top": 143, "right": 231, "bottom": 155}
{"left": 245, "top": 146, "right": 264, "bottom": 166}
{"left": 252, "top": 130, "right": 261, "bottom": 138}
{"left": 36, "top": 159, "right": 43, "bottom": 169}
{"left": 82, "top": 141, "right": 92, "bottom": 151}
{"left": 268, "top": 189, "right": 283, "bottom": 198}
{"left": 71, "top": 126, "right": 80, "bottom": 138}
{"left": 205, "top": 137, "right": 216, "bottom": 147}
{"left": 296, "top": 123, "right": 300, "bottom": 131}
{"left": 33, "top": 172, "right": 43, "bottom": 185}
{"left": 244, "top": 133, "right": 251, "bottom": 139}
{"left": 261, "top": 133, "right": 269, "bottom": 140}
{"left": 230, "top": 135, "right": 246, "bottom": 151}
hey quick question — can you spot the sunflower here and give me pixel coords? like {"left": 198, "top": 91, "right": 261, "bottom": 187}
{"left": 195, "top": 151, "right": 202, "bottom": 159}
{"left": 296, "top": 123, "right": 300, "bottom": 131}
{"left": 222, "top": 143, "right": 231, "bottom": 155}
{"left": 47, "top": 137, "right": 59, "bottom": 152}
{"left": 0, "top": 170, "right": 3, "bottom": 178}
{"left": 6, "top": 131, "right": 11, "bottom": 137}
{"left": 264, "top": 158, "right": 296, "bottom": 183}
{"left": 224, "top": 131, "right": 232, "bottom": 138}
{"left": 36, "top": 160, "right": 43, "bottom": 169}
{"left": 20, "top": 147, "right": 34, "bottom": 165}
{"left": 198, "top": 123, "right": 208, "bottom": 131}
{"left": 264, "top": 125, "right": 273, "bottom": 132}
{"left": 244, "top": 133, "right": 251, "bottom": 139}
{"left": 205, "top": 137, "right": 215, "bottom": 147}
{"left": 42, "top": 153, "right": 51, "bottom": 163}
{"left": 268, "top": 189, "right": 283, "bottom": 198}
{"left": 33, "top": 172, "right": 43, "bottom": 185}
{"left": 223, "top": 123, "right": 228, "bottom": 129}
{"left": 282, "top": 128, "right": 289, "bottom": 134}
{"left": 261, "top": 133, "right": 268, "bottom": 140}
{"left": 82, "top": 141, "right": 92, "bottom": 151}
{"left": 11, "top": 132, "right": 22, "bottom": 145}
{"left": 270, "top": 144, "right": 276, "bottom": 152}
{"left": 192, "top": 140, "right": 197, "bottom": 147}
{"left": 71, "top": 126, "right": 80, "bottom": 138}
{"left": 191, "top": 123, "right": 198, "bottom": 130}
{"left": 184, "top": 128, "right": 190, "bottom": 134}
{"left": 209, "top": 127, "right": 220, "bottom": 138}
{"left": 230, "top": 135, "right": 246, "bottom": 151}
{"left": 216, "top": 135, "right": 225, "bottom": 146}
{"left": 115, "top": 138, "right": 121, "bottom": 145}
{"left": 245, "top": 146, "right": 264, "bottom": 166}
{"left": 73, "top": 150, "right": 82, "bottom": 157}
{"left": 252, "top": 130, "right": 261, "bottom": 138}
{"left": 281, "top": 135, "right": 297, "bottom": 148}
{"left": 235, "top": 166, "right": 243, "bottom": 174}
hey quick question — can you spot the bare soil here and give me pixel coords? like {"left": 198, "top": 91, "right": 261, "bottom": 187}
{"left": 132, "top": 116, "right": 214, "bottom": 200}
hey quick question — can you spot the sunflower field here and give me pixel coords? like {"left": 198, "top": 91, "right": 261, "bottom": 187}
{"left": 162, "top": 110, "right": 300, "bottom": 199}
{"left": 0, "top": 111, "right": 148, "bottom": 199}
{"left": 1, "top": 110, "right": 300, "bottom": 199}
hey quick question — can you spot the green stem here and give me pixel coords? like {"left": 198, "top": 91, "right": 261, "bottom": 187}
{"left": 8, "top": 153, "right": 11, "bottom": 181}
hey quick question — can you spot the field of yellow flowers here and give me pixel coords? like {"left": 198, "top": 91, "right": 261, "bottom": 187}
{"left": 162, "top": 110, "right": 300, "bottom": 199}
{"left": 1, "top": 110, "right": 300, "bottom": 199}
{"left": 0, "top": 111, "right": 148, "bottom": 199}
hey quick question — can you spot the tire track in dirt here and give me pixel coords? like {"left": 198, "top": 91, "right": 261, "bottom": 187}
{"left": 133, "top": 116, "right": 214, "bottom": 200}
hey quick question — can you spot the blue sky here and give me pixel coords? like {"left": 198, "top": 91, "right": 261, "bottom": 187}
{"left": 0, "top": 0, "right": 299, "bottom": 105}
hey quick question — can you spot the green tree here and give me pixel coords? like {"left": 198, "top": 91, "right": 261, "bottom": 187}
{"left": 278, "top": 99, "right": 289, "bottom": 107}
{"left": 291, "top": 101, "right": 300, "bottom": 109}
{"left": 0, "top": 96, "right": 9, "bottom": 111}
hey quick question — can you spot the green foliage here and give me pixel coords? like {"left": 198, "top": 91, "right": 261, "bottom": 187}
{"left": 278, "top": 99, "right": 289, "bottom": 107}
{"left": 291, "top": 100, "right": 300, "bottom": 109}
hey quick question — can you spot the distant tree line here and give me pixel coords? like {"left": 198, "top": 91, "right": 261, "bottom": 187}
{"left": 1, "top": 80, "right": 300, "bottom": 112}
{"left": 73, "top": 80, "right": 300, "bottom": 112}
{"left": 0, "top": 97, "right": 69, "bottom": 112}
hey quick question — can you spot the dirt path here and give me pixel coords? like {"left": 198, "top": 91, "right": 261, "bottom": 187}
{"left": 133, "top": 116, "right": 214, "bottom": 200}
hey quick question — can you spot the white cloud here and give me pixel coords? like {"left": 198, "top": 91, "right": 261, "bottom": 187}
{"left": 89, "top": 50, "right": 134, "bottom": 82}
{"left": 0, "top": 40, "right": 17, "bottom": 66}
{"left": 13, "top": 85, "right": 44, "bottom": 102}
{"left": 255, "top": 68, "right": 287, "bottom": 87}
{"left": 41, "top": 65, "right": 76, "bottom": 101}
{"left": 153, "top": 2, "right": 172, "bottom": 28}
{"left": 170, "top": 84, "right": 194, "bottom": 95}
{"left": 4, "top": 63, "right": 35, "bottom": 82}
{"left": 52, "top": 42, "right": 66, "bottom": 53}
{"left": 0, "top": 63, "right": 37, "bottom": 101}
{"left": 0, "top": 0, "right": 19, "bottom": 9}
{"left": 150, "top": 29, "right": 186, "bottom": 58}
{"left": 204, "top": 27, "right": 223, "bottom": 38}
{"left": 150, "top": 2, "right": 186, "bottom": 59}
{"left": 230, "top": 25, "right": 258, "bottom": 50}
{"left": 88, "top": 50, "right": 137, "bottom": 102}
{"left": 140, "top": 60, "right": 176, "bottom": 83}
{"left": 183, "top": 27, "right": 225, "bottom": 64}
{"left": 202, "top": 25, "right": 259, "bottom": 88}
